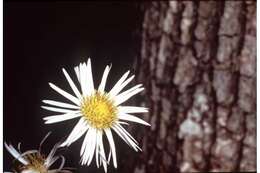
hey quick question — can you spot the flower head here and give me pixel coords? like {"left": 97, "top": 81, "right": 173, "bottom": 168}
{"left": 42, "top": 59, "right": 150, "bottom": 172}
{"left": 4, "top": 133, "right": 72, "bottom": 173}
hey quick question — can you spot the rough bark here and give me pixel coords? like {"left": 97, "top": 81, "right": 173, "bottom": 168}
{"left": 122, "top": 1, "right": 256, "bottom": 172}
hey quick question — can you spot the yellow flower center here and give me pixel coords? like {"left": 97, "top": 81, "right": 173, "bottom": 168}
{"left": 81, "top": 91, "right": 118, "bottom": 130}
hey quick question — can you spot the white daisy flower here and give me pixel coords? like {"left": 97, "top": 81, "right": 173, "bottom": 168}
{"left": 4, "top": 133, "right": 73, "bottom": 173}
{"left": 42, "top": 58, "right": 150, "bottom": 172}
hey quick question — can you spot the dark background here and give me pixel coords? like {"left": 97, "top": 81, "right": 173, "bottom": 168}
{"left": 4, "top": 2, "right": 143, "bottom": 172}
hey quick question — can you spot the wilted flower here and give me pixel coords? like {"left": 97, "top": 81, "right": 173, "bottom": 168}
{"left": 42, "top": 59, "right": 150, "bottom": 172}
{"left": 4, "top": 133, "right": 73, "bottom": 173}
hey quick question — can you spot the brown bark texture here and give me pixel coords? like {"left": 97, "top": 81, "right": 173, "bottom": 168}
{"left": 122, "top": 1, "right": 256, "bottom": 173}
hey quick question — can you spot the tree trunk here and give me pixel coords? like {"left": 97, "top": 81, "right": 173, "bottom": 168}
{"left": 122, "top": 1, "right": 256, "bottom": 172}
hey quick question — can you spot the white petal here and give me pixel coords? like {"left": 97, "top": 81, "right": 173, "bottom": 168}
{"left": 79, "top": 63, "right": 87, "bottom": 96}
{"left": 60, "top": 118, "right": 88, "bottom": 147}
{"left": 62, "top": 68, "right": 82, "bottom": 100}
{"left": 97, "top": 131, "right": 109, "bottom": 172}
{"left": 98, "top": 65, "right": 111, "bottom": 92}
{"left": 104, "top": 129, "right": 117, "bottom": 168}
{"left": 118, "top": 113, "right": 150, "bottom": 126}
{"left": 86, "top": 59, "right": 95, "bottom": 92}
{"left": 118, "top": 106, "right": 148, "bottom": 114}
{"left": 45, "top": 143, "right": 59, "bottom": 167}
{"left": 74, "top": 66, "right": 80, "bottom": 82}
{"left": 115, "top": 84, "right": 142, "bottom": 99}
{"left": 107, "top": 149, "right": 112, "bottom": 163}
{"left": 80, "top": 128, "right": 91, "bottom": 156}
{"left": 112, "top": 126, "right": 132, "bottom": 148}
{"left": 102, "top": 161, "right": 108, "bottom": 173}
{"left": 49, "top": 83, "right": 80, "bottom": 106}
{"left": 95, "top": 130, "right": 102, "bottom": 168}
{"left": 114, "top": 88, "right": 144, "bottom": 105}
{"left": 117, "top": 124, "right": 139, "bottom": 144}
{"left": 80, "top": 134, "right": 87, "bottom": 157}
{"left": 118, "top": 121, "right": 129, "bottom": 126}
{"left": 113, "top": 125, "right": 141, "bottom": 151}
{"left": 112, "top": 125, "right": 138, "bottom": 151}
{"left": 43, "top": 112, "right": 81, "bottom": 124}
{"left": 109, "top": 71, "right": 130, "bottom": 96}
{"left": 45, "top": 156, "right": 58, "bottom": 168}
{"left": 109, "top": 75, "right": 135, "bottom": 97}
{"left": 4, "top": 143, "right": 28, "bottom": 165}
{"left": 86, "top": 129, "right": 97, "bottom": 165}
{"left": 41, "top": 106, "right": 76, "bottom": 113}
{"left": 80, "top": 59, "right": 95, "bottom": 97}
{"left": 46, "top": 155, "right": 65, "bottom": 171}
{"left": 80, "top": 128, "right": 95, "bottom": 164}
{"left": 42, "top": 100, "right": 79, "bottom": 109}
